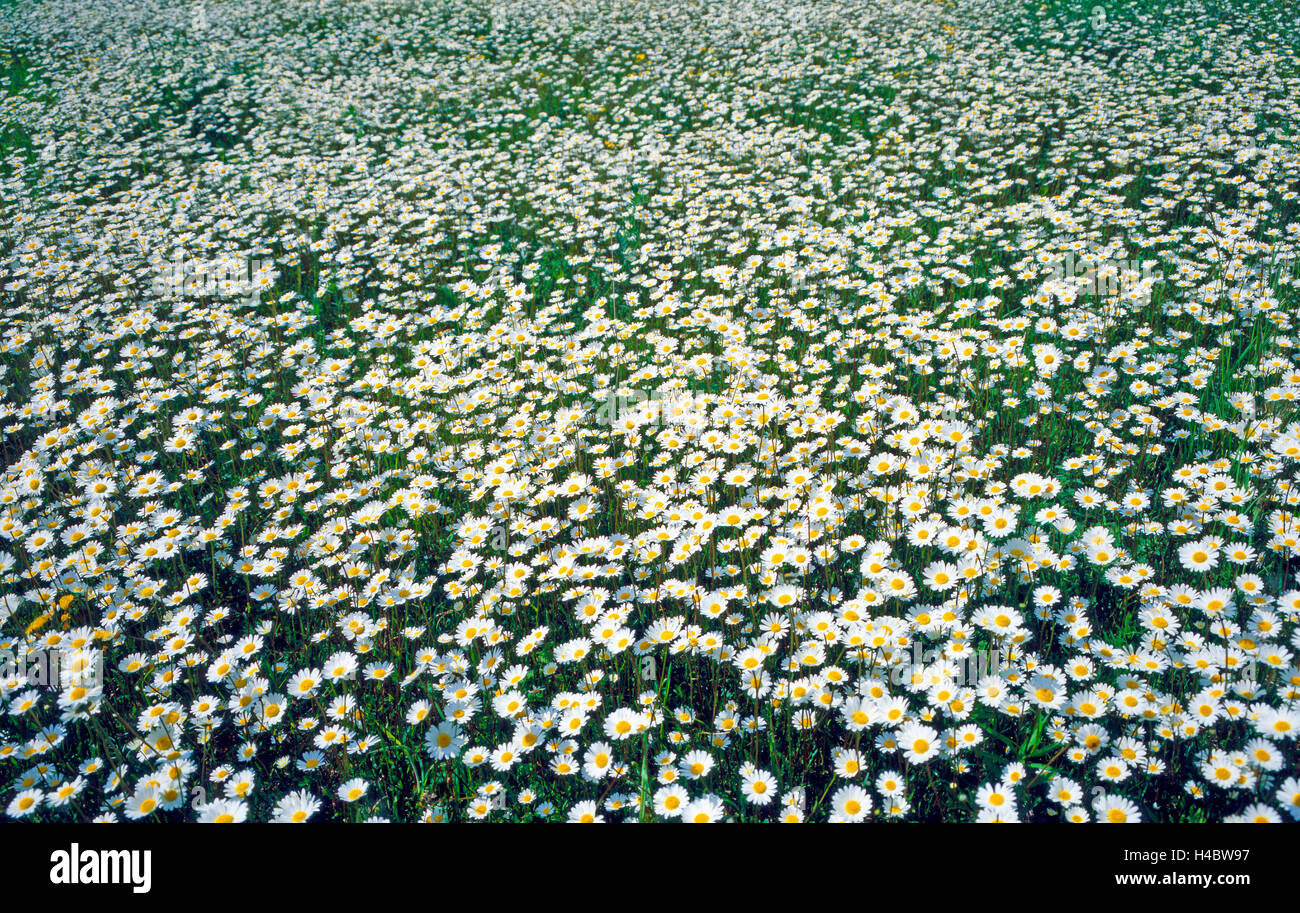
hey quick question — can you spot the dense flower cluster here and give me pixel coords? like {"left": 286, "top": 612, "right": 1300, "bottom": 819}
{"left": 1, "top": 0, "right": 1299, "bottom": 822}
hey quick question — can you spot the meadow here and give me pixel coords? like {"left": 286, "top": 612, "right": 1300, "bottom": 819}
{"left": 1, "top": 0, "right": 1298, "bottom": 823}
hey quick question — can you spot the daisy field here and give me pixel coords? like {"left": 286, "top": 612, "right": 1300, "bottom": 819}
{"left": 1, "top": 0, "right": 1299, "bottom": 823}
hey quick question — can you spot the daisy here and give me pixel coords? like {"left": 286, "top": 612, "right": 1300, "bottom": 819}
{"left": 898, "top": 723, "right": 939, "bottom": 764}
{"left": 567, "top": 800, "right": 603, "bottom": 823}
{"left": 1093, "top": 793, "right": 1142, "bottom": 823}
{"left": 198, "top": 798, "right": 249, "bottom": 823}
{"left": 740, "top": 768, "right": 777, "bottom": 805}
{"left": 6, "top": 789, "right": 43, "bottom": 819}
{"left": 1178, "top": 538, "right": 1220, "bottom": 573}
{"left": 831, "top": 784, "right": 873, "bottom": 821}
{"left": 338, "top": 778, "right": 369, "bottom": 803}
{"left": 681, "top": 795, "right": 726, "bottom": 823}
